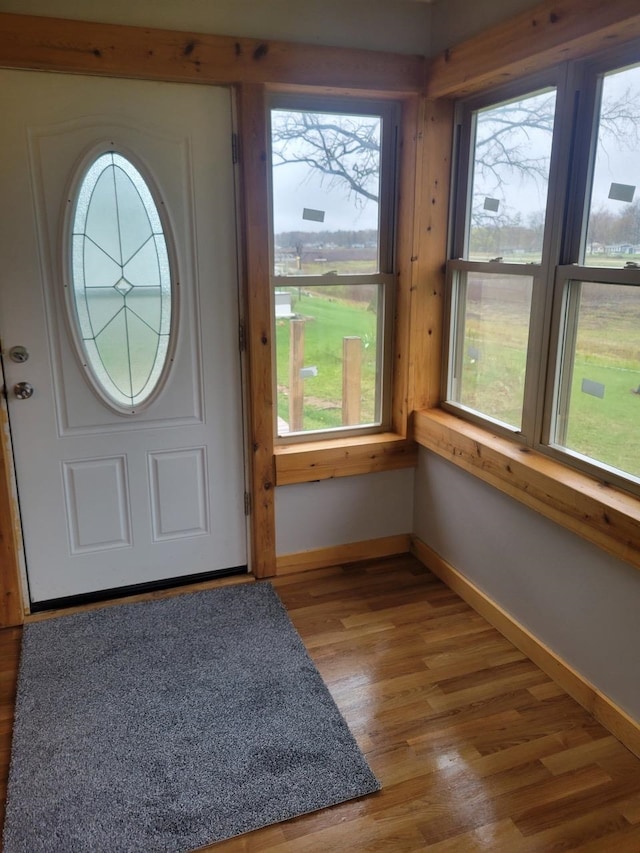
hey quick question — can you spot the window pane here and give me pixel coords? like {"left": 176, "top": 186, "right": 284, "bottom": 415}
{"left": 584, "top": 63, "right": 640, "bottom": 267}
{"left": 467, "top": 89, "right": 556, "bottom": 264}
{"left": 554, "top": 281, "right": 640, "bottom": 478}
{"left": 271, "top": 108, "right": 381, "bottom": 276}
{"left": 451, "top": 271, "right": 533, "bottom": 429}
{"left": 275, "top": 285, "right": 381, "bottom": 435}
{"left": 70, "top": 152, "right": 173, "bottom": 411}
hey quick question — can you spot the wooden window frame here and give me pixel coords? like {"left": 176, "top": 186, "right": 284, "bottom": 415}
{"left": 268, "top": 94, "right": 399, "bottom": 444}
{"left": 443, "top": 46, "right": 640, "bottom": 496}
{"left": 415, "top": 0, "right": 640, "bottom": 576}
{"left": 0, "top": 12, "right": 424, "bottom": 623}
{"left": 268, "top": 89, "right": 422, "bottom": 481}
{"left": 5, "top": 2, "right": 639, "bottom": 623}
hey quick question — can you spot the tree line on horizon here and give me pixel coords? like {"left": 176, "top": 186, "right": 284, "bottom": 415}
{"left": 275, "top": 229, "right": 378, "bottom": 250}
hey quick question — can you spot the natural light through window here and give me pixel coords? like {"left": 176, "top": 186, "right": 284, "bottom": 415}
{"left": 584, "top": 63, "right": 640, "bottom": 267}
{"left": 450, "top": 271, "right": 533, "bottom": 429}
{"left": 446, "top": 50, "right": 640, "bottom": 494}
{"left": 270, "top": 99, "right": 396, "bottom": 440}
{"left": 447, "top": 86, "right": 556, "bottom": 432}
{"left": 69, "top": 151, "right": 174, "bottom": 413}
{"left": 554, "top": 279, "right": 640, "bottom": 480}
{"left": 467, "top": 89, "right": 556, "bottom": 264}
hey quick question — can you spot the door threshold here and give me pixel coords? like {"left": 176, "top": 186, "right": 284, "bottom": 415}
{"left": 29, "top": 565, "right": 249, "bottom": 614}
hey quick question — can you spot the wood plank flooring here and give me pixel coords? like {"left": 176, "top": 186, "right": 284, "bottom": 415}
{"left": 3, "top": 555, "right": 640, "bottom": 850}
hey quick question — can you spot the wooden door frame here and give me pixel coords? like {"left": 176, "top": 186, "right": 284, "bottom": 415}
{"left": 0, "top": 12, "right": 424, "bottom": 625}
{"left": 4, "top": 4, "right": 639, "bottom": 624}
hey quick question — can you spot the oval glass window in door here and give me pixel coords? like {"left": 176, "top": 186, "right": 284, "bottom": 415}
{"left": 69, "top": 151, "right": 174, "bottom": 413}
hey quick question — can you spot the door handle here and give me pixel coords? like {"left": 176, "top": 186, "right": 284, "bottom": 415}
{"left": 14, "top": 382, "right": 34, "bottom": 400}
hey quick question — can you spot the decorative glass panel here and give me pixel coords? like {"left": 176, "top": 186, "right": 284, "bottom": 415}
{"left": 69, "top": 152, "right": 173, "bottom": 412}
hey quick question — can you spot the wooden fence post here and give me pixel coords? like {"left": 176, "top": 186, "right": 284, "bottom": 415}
{"left": 289, "top": 318, "right": 305, "bottom": 431}
{"left": 342, "top": 336, "right": 362, "bottom": 425}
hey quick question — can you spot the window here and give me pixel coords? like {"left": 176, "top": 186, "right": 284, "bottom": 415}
{"left": 67, "top": 150, "right": 175, "bottom": 414}
{"left": 445, "top": 49, "right": 640, "bottom": 494}
{"left": 269, "top": 97, "right": 398, "bottom": 440}
{"left": 447, "top": 84, "right": 558, "bottom": 433}
{"left": 549, "top": 60, "right": 640, "bottom": 483}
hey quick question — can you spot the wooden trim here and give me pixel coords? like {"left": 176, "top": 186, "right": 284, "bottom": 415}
{"left": 0, "top": 388, "right": 25, "bottom": 628}
{"left": 276, "top": 533, "right": 410, "bottom": 574}
{"left": 0, "top": 12, "right": 423, "bottom": 604}
{"left": 426, "top": 0, "right": 640, "bottom": 99}
{"left": 411, "top": 536, "right": 640, "bottom": 759}
{"left": 413, "top": 408, "right": 640, "bottom": 573}
{"left": 273, "top": 94, "right": 423, "bottom": 485}
{"left": 391, "top": 95, "right": 420, "bottom": 435}
{"left": 0, "top": 12, "right": 424, "bottom": 93}
{"left": 407, "top": 98, "right": 453, "bottom": 412}
{"left": 274, "top": 433, "right": 418, "bottom": 485}
{"left": 237, "top": 83, "right": 277, "bottom": 578}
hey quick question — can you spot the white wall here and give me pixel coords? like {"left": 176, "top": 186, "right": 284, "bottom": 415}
{"left": 276, "top": 467, "right": 414, "bottom": 554}
{"left": 414, "top": 448, "right": 640, "bottom": 720}
{"left": 1, "top": 0, "right": 550, "bottom": 57}
{"left": 0, "top": 0, "right": 433, "bottom": 55}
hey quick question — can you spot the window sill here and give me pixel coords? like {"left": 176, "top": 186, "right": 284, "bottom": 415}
{"left": 274, "top": 432, "right": 418, "bottom": 485}
{"left": 413, "top": 408, "right": 640, "bottom": 573}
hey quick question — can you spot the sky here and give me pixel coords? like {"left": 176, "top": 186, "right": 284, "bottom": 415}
{"left": 590, "top": 64, "right": 640, "bottom": 218}
{"left": 269, "top": 62, "right": 640, "bottom": 239}
{"left": 270, "top": 108, "right": 381, "bottom": 236}
{"left": 471, "top": 64, "right": 640, "bottom": 227}
{"left": 272, "top": 160, "right": 379, "bottom": 235}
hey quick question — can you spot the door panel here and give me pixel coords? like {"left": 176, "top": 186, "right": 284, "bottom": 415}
{"left": 0, "top": 71, "right": 247, "bottom": 603}
{"left": 31, "top": 120, "right": 204, "bottom": 432}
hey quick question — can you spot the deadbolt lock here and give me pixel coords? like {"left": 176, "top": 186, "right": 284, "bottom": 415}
{"left": 9, "top": 346, "right": 29, "bottom": 363}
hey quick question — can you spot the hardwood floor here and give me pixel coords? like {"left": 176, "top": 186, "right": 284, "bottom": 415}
{"left": 3, "top": 555, "right": 640, "bottom": 850}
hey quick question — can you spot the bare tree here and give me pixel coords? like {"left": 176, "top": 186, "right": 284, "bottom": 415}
{"left": 271, "top": 110, "right": 381, "bottom": 206}
{"left": 472, "top": 93, "right": 557, "bottom": 200}
{"left": 271, "top": 86, "right": 640, "bottom": 235}
{"left": 473, "top": 86, "right": 640, "bottom": 200}
{"left": 587, "top": 206, "right": 618, "bottom": 250}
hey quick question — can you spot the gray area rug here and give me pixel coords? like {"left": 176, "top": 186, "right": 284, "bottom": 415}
{"left": 3, "top": 583, "right": 380, "bottom": 852}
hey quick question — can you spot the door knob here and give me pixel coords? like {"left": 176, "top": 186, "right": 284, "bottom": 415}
{"left": 14, "top": 382, "right": 34, "bottom": 400}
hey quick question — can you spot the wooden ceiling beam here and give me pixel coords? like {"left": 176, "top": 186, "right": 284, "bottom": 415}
{"left": 0, "top": 12, "right": 424, "bottom": 94}
{"left": 426, "top": 0, "right": 640, "bottom": 99}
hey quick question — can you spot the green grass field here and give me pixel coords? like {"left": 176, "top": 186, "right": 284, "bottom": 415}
{"left": 458, "top": 277, "right": 640, "bottom": 479}
{"left": 275, "top": 270, "right": 640, "bottom": 479}
{"left": 275, "top": 289, "right": 379, "bottom": 432}
{"left": 561, "top": 284, "right": 640, "bottom": 476}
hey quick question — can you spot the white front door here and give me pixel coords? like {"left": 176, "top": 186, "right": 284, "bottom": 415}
{"left": 0, "top": 71, "right": 247, "bottom": 605}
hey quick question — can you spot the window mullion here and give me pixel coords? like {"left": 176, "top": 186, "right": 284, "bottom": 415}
{"left": 532, "top": 62, "right": 584, "bottom": 449}
{"left": 552, "top": 275, "right": 581, "bottom": 447}
{"left": 447, "top": 266, "right": 466, "bottom": 403}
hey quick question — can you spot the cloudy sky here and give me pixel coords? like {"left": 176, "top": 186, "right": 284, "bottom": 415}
{"left": 272, "top": 160, "right": 379, "bottom": 235}
{"left": 269, "top": 62, "right": 640, "bottom": 239}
